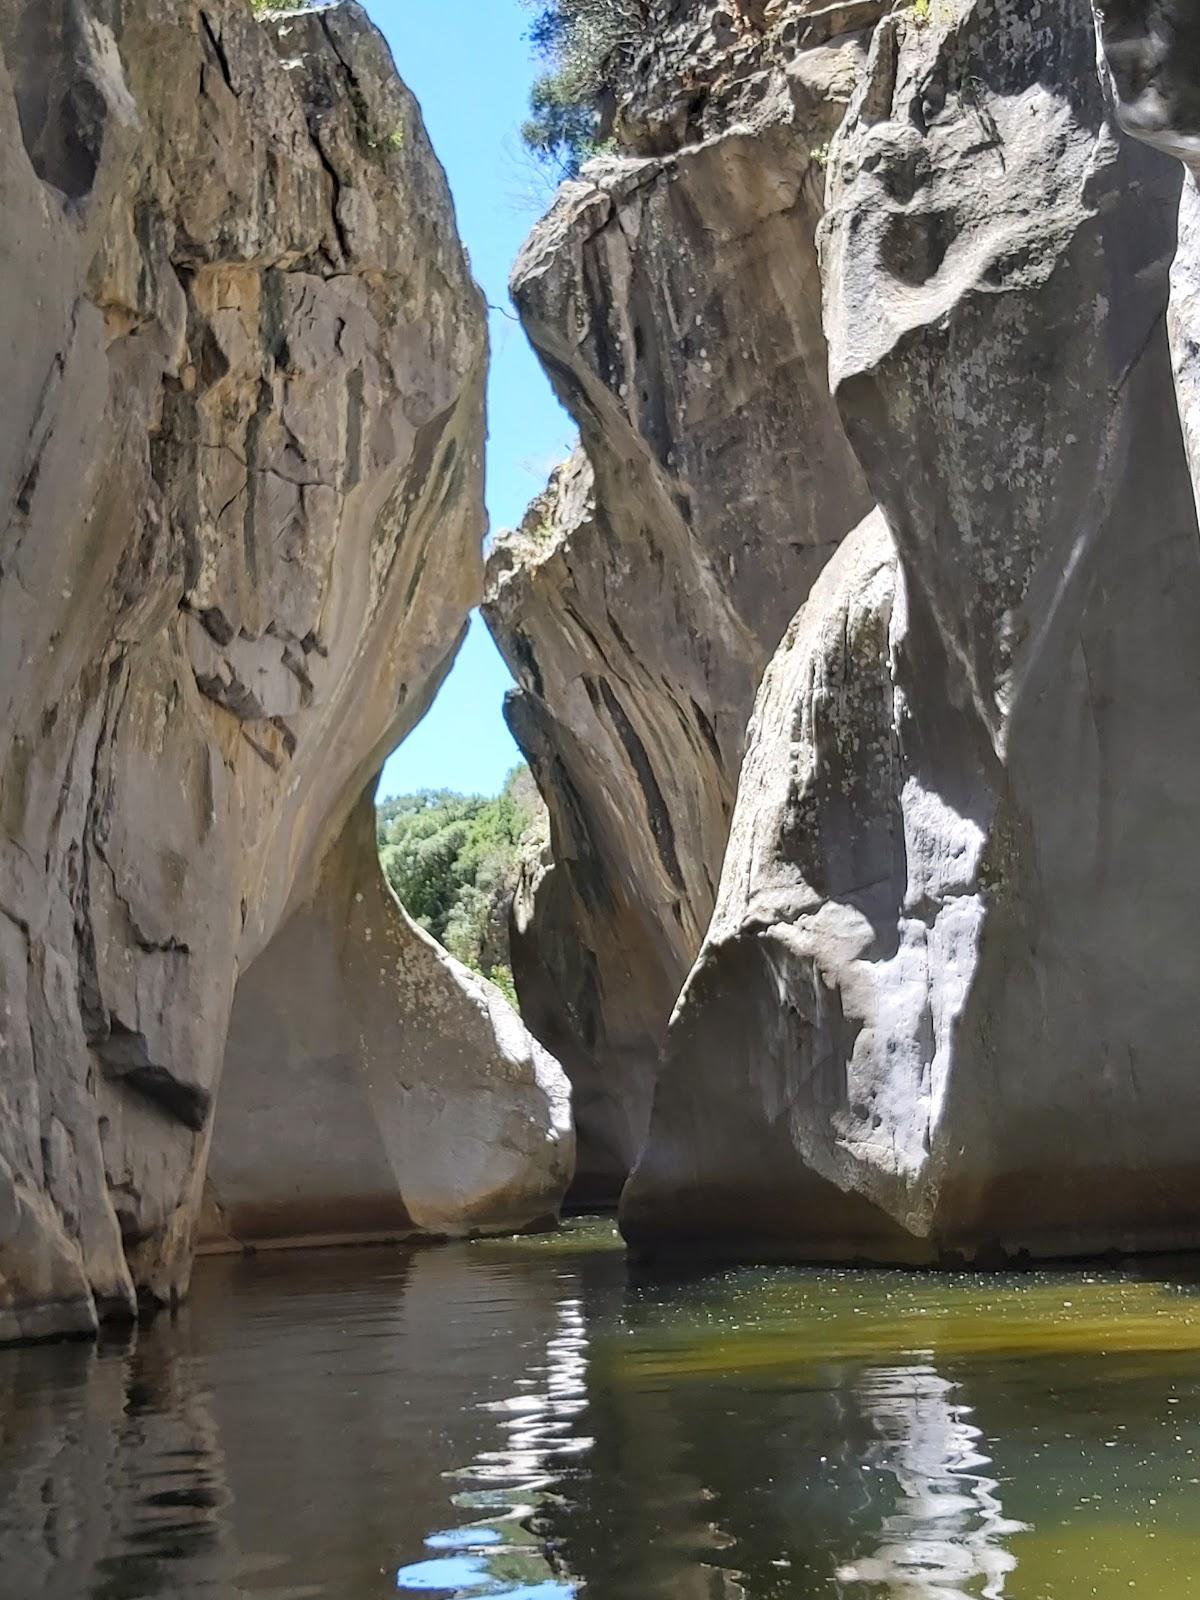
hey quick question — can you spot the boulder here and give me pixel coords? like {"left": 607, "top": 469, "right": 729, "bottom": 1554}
{"left": 624, "top": 0, "right": 1200, "bottom": 1261}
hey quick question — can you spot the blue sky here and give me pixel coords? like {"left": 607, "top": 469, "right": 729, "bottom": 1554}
{"left": 373, "top": 0, "right": 575, "bottom": 799}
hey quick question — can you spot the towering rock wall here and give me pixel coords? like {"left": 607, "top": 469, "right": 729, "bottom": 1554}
{"left": 623, "top": 0, "right": 1200, "bottom": 1261}
{"left": 0, "top": 0, "right": 571, "bottom": 1344}
{"left": 483, "top": 1, "right": 880, "bottom": 1200}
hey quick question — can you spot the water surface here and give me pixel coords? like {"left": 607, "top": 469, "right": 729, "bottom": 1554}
{"left": 2, "top": 1219, "right": 1200, "bottom": 1598}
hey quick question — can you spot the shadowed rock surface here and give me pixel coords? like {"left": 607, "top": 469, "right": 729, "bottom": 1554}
{"left": 484, "top": 1, "right": 877, "bottom": 1200}
{"left": 623, "top": 0, "right": 1200, "bottom": 1261}
{"left": 0, "top": 0, "right": 571, "bottom": 1343}
{"left": 1094, "top": 0, "right": 1200, "bottom": 174}
{"left": 1097, "top": 1, "right": 1200, "bottom": 521}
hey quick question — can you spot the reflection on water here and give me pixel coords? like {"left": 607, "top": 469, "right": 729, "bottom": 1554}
{"left": 836, "top": 1363, "right": 1027, "bottom": 1599}
{"left": 2, "top": 1220, "right": 1200, "bottom": 1598}
{"left": 396, "top": 1294, "right": 588, "bottom": 1597}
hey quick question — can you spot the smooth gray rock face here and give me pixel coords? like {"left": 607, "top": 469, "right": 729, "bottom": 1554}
{"left": 0, "top": 0, "right": 570, "bottom": 1342}
{"left": 204, "top": 798, "right": 574, "bottom": 1250}
{"left": 485, "top": 4, "right": 875, "bottom": 1200}
{"left": 485, "top": 456, "right": 715, "bottom": 1205}
{"left": 624, "top": 512, "right": 927, "bottom": 1259}
{"left": 624, "top": 0, "right": 1200, "bottom": 1262}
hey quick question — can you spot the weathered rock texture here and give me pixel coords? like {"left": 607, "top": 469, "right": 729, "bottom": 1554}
{"left": 484, "top": 1, "right": 880, "bottom": 1200}
{"left": 0, "top": 0, "right": 571, "bottom": 1343}
{"left": 1096, "top": 1, "right": 1200, "bottom": 514}
{"left": 622, "top": 0, "right": 1200, "bottom": 1261}
{"left": 1094, "top": 0, "right": 1200, "bottom": 175}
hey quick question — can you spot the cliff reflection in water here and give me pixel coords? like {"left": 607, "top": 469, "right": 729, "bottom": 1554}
{"left": 2, "top": 1221, "right": 1200, "bottom": 1598}
{"left": 395, "top": 1292, "right": 588, "bottom": 1598}
{"left": 835, "top": 1363, "right": 1026, "bottom": 1598}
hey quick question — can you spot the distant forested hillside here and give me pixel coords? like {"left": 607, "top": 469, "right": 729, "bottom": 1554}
{"left": 376, "top": 766, "right": 547, "bottom": 1005}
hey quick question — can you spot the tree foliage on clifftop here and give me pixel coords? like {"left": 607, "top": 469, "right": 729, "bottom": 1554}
{"left": 520, "top": 0, "right": 649, "bottom": 178}
{"left": 376, "top": 766, "right": 547, "bottom": 1006}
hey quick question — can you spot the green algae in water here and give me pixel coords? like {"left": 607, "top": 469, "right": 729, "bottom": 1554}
{"left": 568, "top": 1258, "right": 1200, "bottom": 1598}
{"left": 605, "top": 1266, "right": 1200, "bottom": 1384}
{"left": 469, "top": 1215, "right": 626, "bottom": 1259}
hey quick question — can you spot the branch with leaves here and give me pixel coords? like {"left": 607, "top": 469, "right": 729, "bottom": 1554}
{"left": 519, "top": 0, "right": 650, "bottom": 178}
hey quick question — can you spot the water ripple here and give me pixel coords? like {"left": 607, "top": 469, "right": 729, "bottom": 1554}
{"left": 395, "top": 1296, "right": 588, "bottom": 1598}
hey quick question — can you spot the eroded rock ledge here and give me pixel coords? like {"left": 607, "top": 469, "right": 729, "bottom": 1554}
{"left": 0, "top": 0, "right": 571, "bottom": 1343}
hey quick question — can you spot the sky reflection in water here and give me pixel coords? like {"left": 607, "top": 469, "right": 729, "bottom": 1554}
{"left": 396, "top": 1293, "right": 586, "bottom": 1597}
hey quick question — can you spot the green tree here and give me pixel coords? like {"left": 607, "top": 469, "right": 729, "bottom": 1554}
{"left": 377, "top": 767, "right": 548, "bottom": 1004}
{"left": 520, "top": 0, "right": 649, "bottom": 178}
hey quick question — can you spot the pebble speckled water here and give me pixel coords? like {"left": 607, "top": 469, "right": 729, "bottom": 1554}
{"left": 3, "top": 1218, "right": 1200, "bottom": 1598}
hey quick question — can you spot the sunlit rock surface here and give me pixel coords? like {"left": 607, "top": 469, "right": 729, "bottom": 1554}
{"left": 0, "top": 0, "right": 570, "bottom": 1342}
{"left": 484, "top": 1, "right": 876, "bottom": 1200}
{"left": 624, "top": 0, "right": 1200, "bottom": 1261}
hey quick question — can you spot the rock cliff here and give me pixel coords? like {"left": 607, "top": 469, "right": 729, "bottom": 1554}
{"left": 484, "top": 0, "right": 878, "bottom": 1199}
{"left": 0, "top": 0, "right": 571, "bottom": 1343}
{"left": 207, "top": 795, "right": 571, "bottom": 1248}
{"left": 622, "top": 0, "right": 1200, "bottom": 1261}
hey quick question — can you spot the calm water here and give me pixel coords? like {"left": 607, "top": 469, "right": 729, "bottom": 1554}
{"left": 3, "top": 1220, "right": 1200, "bottom": 1599}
